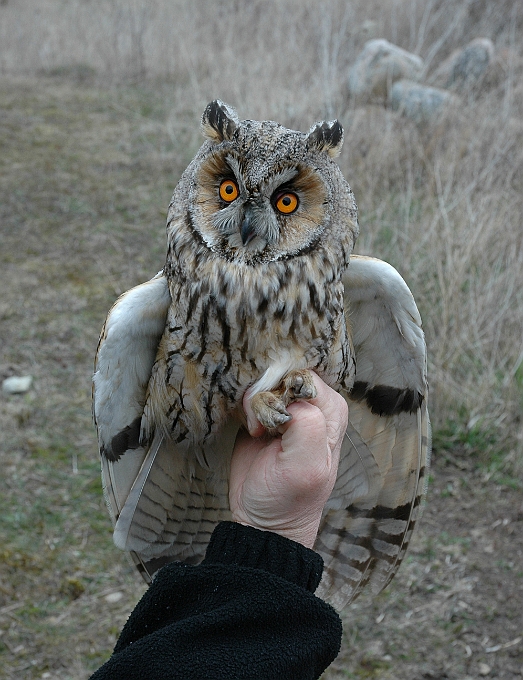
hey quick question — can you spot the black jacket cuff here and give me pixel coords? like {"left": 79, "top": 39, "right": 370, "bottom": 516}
{"left": 203, "top": 521, "right": 324, "bottom": 592}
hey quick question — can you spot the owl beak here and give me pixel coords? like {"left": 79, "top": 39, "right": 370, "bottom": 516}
{"left": 240, "top": 210, "right": 256, "bottom": 246}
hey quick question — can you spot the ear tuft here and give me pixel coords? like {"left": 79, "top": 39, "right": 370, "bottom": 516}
{"left": 201, "top": 100, "right": 239, "bottom": 142}
{"left": 306, "top": 120, "right": 344, "bottom": 157}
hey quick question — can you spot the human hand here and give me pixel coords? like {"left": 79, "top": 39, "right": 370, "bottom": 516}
{"left": 229, "top": 373, "right": 348, "bottom": 549}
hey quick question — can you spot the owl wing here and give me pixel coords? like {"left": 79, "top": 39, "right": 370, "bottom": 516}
{"left": 315, "top": 255, "right": 431, "bottom": 611}
{"left": 93, "top": 273, "right": 234, "bottom": 582}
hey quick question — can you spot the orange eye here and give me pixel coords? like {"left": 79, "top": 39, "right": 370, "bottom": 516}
{"left": 275, "top": 192, "right": 299, "bottom": 214}
{"left": 219, "top": 179, "right": 239, "bottom": 202}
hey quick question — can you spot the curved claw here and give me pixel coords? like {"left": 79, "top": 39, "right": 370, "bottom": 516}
{"left": 250, "top": 391, "right": 292, "bottom": 432}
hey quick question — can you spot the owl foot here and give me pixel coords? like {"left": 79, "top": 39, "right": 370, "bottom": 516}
{"left": 250, "top": 392, "right": 292, "bottom": 432}
{"left": 249, "top": 371, "right": 317, "bottom": 434}
{"left": 282, "top": 370, "right": 317, "bottom": 402}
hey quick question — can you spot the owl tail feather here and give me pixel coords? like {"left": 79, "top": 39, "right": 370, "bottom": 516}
{"left": 113, "top": 429, "right": 234, "bottom": 564}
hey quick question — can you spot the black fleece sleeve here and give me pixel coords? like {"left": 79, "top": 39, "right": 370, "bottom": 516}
{"left": 89, "top": 522, "right": 342, "bottom": 680}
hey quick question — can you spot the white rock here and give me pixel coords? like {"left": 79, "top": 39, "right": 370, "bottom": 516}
{"left": 348, "top": 39, "right": 424, "bottom": 102}
{"left": 430, "top": 38, "right": 495, "bottom": 91}
{"left": 2, "top": 375, "right": 33, "bottom": 394}
{"left": 390, "top": 80, "right": 457, "bottom": 123}
{"left": 104, "top": 591, "right": 124, "bottom": 603}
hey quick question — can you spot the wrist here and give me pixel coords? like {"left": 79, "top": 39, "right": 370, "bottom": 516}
{"left": 231, "top": 511, "right": 322, "bottom": 550}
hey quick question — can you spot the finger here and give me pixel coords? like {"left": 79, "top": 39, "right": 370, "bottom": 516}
{"left": 308, "top": 372, "right": 348, "bottom": 419}
{"left": 278, "top": 401, "right": 340, "bottom": 508}
{"left": 229, "top": 429, "right": 273, "bottom": 514}
{"left": 308, "top": 372, "right": 348, "bottom": 453}
{"left": 230, "top": 428, "right": 268, "bottom": 483}
{"left": 278, "top": 400, "right": 329, "bottom": 468}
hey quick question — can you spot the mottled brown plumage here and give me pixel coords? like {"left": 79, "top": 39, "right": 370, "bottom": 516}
{"left": 93, "top": 101, "right": 430, "bottom": 610}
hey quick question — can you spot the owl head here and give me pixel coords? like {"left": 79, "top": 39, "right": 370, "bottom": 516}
{"left": 168, "top": 100, "right": 358, "bottom": 268}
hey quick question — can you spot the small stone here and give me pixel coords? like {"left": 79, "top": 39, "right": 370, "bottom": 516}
{"left": 390, "top": 80, "right": 457, "bottom": 123}
{"left": 478, "top": 662, "right": 491, "bottom": 676}
{"left": 104, "top": 591, "right": 123, "bottom": 603}
{"left": 348, "top": 39, "right": 424, "bottom": 103}
{"left": 2, "top": 375, "right": 33, "bottom": 394}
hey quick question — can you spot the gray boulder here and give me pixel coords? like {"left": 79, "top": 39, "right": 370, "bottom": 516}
{"left": 390, "top": 80, "right": 458, "bottom": 123}
{"left": 348, "top": 39, "right": 424, "bottom": 102}
{"left": 430, "top": 38, "right": 495, "bottom": 91}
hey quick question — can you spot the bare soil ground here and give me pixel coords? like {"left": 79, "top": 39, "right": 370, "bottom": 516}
{"left": 1, "top": 76, "right": 521, "bottom": 680}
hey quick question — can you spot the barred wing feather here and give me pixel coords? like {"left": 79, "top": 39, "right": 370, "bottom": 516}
{"left": 114, "top": 429, "right": 233, "bottom": 579}
{"left": 93, "top": 273, "right": 233, "bottom": 582}
{"left": 94, "top": 272, "right": 170, "bottom": 520}
{"left": 315, "top": 256, "right": 430, "bottom": 611}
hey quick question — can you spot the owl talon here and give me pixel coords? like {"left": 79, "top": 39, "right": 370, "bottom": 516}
{"left": 283, "top": 370, "right": 317, "bottom": 401}
{"left": 251, "top": 391, "right": 292, "bottom": 432}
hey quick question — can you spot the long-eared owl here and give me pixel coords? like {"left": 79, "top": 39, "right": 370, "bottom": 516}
{"left": 93, "top": 100, "right": 430, "bottom": 610}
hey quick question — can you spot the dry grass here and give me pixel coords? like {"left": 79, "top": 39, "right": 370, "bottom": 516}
{"left": 2, "top": 0, "right": 521, "bottom": 462}
{"left": 0, "top": 0, "right": 522, "bottom": 678}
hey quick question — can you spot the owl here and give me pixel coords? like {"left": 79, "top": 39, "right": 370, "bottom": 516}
{"left": 93, "top": 100, "right": 430, "bottom": 611}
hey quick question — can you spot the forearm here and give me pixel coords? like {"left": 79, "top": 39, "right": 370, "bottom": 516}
{"left": 90, "top": 522, "right": 342, "bottom": 680}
